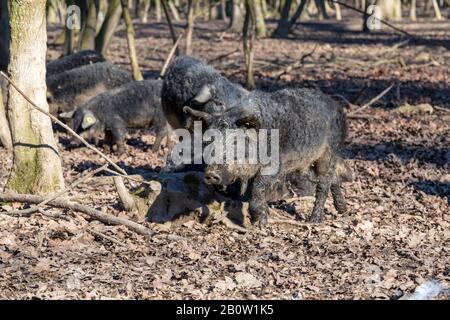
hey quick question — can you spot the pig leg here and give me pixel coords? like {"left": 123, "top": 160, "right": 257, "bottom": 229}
{"left": 151, "top": 133, "right": 164, "bottom": 153}
{"left": 248, "top": 175, "right": 274, "bottom": 227}
{"left": 331, "top": 183, "right": 347, "bottom": 214}
{"left": 308, "top": 155, "right": 335, "bottom": 223}
{"left": 110, "top": 122, "right": 127, "bottom": 154}
{"left": 104, "top": 130, "right": 113, "bottom": 151}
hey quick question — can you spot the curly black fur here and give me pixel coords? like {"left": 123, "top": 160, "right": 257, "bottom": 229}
{"left": 161, "top": 55, "right": 247, "bottom": 130}
{"left": 71, "top": 79, "right": 170, "bottom": 154}
{"left": 46, "top": 50, "right": 106, "bottom": 77}
{"left": 46, "top": 62, "right": 133, "bottom": 115}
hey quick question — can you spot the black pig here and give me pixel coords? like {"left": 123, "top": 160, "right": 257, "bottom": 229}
{"left": 161, "top": 55, "right": 247, "bottom": 131}
{"left": 184, "top": 86, "right": 348, "bottom": 226}
{"left": 61, "top": 79, "right": 170, "bottom": 154}
{"left": 46, "top": 62, "right": 133, "bottom": 115}
{"left": 46, "top": 50, "right": 106, "bottom": 77}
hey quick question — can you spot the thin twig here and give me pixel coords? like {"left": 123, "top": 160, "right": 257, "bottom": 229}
{"left": 160, "top": 34, "right": 183, "bottom": 78}
{"left": 348, "top": 83, "right": 394, "bottom": 116}
{"left": 329, "top": 0, "right": 413, "bottom": 37}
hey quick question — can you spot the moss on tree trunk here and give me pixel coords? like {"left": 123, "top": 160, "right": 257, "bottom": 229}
{"left": 6, "top": 0, "right": 64, "bottom": 195}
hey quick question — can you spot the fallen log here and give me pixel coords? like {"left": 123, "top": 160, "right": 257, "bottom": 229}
{"left": 0, "top": 192, "right": 152, "bottom": 237}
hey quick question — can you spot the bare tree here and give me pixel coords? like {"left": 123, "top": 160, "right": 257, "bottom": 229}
{"left": 274, "top": 0, "right": 307, "bottom": 38}
{"left": 185, "top": 0, "right": 197, "bottom": 55}
{"left": 230, "top": 0, "right": 244, "bottom": 32}
{"left": 243, "top": 0, "right": 256, "bottom": 89}
{"left": 95, "top": 0, "right": 122, "bottom": 55}
{"left": 121, "top": 0, "right": 144, "bottom": 80}
{"left": 6, "top": 0, "right": 64, "bottom": 194}
{"left": 253, "top": 0, "right": 267, "bottom": 37}
{"left": 79, "top": 0, "right": 99, "bottom": 50}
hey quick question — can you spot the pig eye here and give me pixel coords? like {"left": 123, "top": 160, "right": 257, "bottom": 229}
{"left": 235, "top": 116, "right": 261, "bottom": 130}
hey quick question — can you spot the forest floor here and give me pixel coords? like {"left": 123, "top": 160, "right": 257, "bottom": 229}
{"left": 0, "top": 13, "right": 449, "bottom": 299}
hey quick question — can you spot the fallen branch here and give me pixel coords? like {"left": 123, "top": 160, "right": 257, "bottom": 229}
{"left": 348, "top": 83, "right": 394, "bottom": 116}
{"left": 270, "top": 45, "right": 318, "bottom": 78}
{"left": 0, "top": 193, "right": 152, "bottom": 237}
{"left": 5, "top": 164, "right": 108, "bottom": 216}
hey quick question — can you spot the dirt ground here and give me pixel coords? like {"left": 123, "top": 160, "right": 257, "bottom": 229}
{"left": 0, "top": 11, "right": 449, "bottom": 299}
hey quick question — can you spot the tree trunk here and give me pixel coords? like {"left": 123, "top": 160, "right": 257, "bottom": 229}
{"left": 121, "top": 0, "right": 143, "bottom": 80}
{"left": 253, "top": 0, "right": 267, "bottom": 37}
{"left": 6, "top": 0, "right": 64, "bottom": 194}
{"left": 139, "top": 0, "right": 151, "bottom": 23}
{"left": 243, "top": 0, "right": 255, "bottom": 90}
{"left": 63, "top": 0, "right": 77, "bottom": 55}
{"left": 410, "top": 0, "right": 417, "bottom": 20}
{"left": 334, "top": 1, "right": 342, "bottom": 20}
{"left": 154, "top": 0, "right": 161, "bottom": 22}
{"left": 431, "top": 0, "right": 443, "bottom": 20}
{"left": 161, "top": 0, "right": 179, "bottom": 55}
{"left": 273, "top": 0, "right": 293, "bottom": 38}
{"left": 229, "top": 0, "right": 244, "bottom": 32}
{"left": 0, "top": 81, "right": 12, "bottom": 150}
{"left": 95, "top": 0, "right": 122, "bottom": 55}
{"left": 314, "top": 0, "right": 329, "bottom": 19}
{"left": 274, "top": 0, "right": 307, "bottom": 38}
{"left": 185, "top": 0, "right": 197, "bottom": 55}
{"left": 168, "top": 0, "right": 181, "bottom": 22}
{"left": 79, "top": 0, "right": 98, "bottom": 50}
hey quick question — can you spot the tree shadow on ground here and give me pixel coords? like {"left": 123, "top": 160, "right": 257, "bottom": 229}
{"left": 344, "top": 141, "right": 449, "bottom": 168}
{"left": 409, "top": 180, "right": 450, "bottom": 205}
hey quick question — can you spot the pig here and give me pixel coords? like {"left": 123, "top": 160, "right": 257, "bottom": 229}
{"left": 161, "top": 56, "right": 352, "bottom": 203}
{"left": 161, "top": 55, "right": 247, "bottom": 131}
{"left": 60, "top": 79, "right": 171, "bottom": 154}
{"left": 46, "top": 62, "right": 133, "bottom": 115}
{"left": 183, "top": 86, "right": 348, "bottom": 226}
{"left": 46, "top": 50, "right": 106, "bottom": 77}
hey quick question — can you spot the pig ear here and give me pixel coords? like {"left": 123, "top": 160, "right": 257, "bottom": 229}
{"left": 59, "top": 111, "right": 75, "bottom": 119}
{"left": 191, "top": 85, "right": 213, "bottom": 105}
{"left": 81, "top": 111, "right": 97, "bottom": 129}
{"left": 183, "top": 106, "right": 212, "bottom": 122}
{"left": 235, "top": 114, "right": 261, "bottom": 130}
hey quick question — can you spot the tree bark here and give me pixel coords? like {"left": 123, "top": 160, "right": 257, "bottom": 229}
{"left": 243, "top": 0, "right": 255, "bottom": 90}
{"left": 6, "top": 0, "right": 64, "bottom": 194}
{"left": 253, "top": 0, "right": 267, "bottom": 37}
{"left": 229, "top": 0, "right": 244, "bottom": 32}
{"left": 121, "top": 0, "right": 143, "bottom": 80}
{"left": 410, "top": 0, "right": 417, "bottom": 20}
{"left": 0, "top": 81, "right": 12, "bottom": 150}
{"left": 79, "top": 0, "right": 98, "bottom": 50}
{"left": 168, "top": 0, "right": 181, "bottom": 22}
{"left": 274, "top": 0, "right": 307, "bottom": 38}
{"left": 95, "top": 0, "right": 122, "bottom": 55}
{"left": 431, "top": 0, "right": 443, "bottom": 20}
{"left": 154, "top": 0, "right": 161, "bottom": 22}
{"left": 273, "top": 0, "right": 293, "bottom": 37}
{"left": 185, "top": 0, "right": 197, "bottom": 55}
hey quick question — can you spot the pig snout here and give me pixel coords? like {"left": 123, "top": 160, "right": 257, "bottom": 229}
{"left": 204, "top": 171, "right": 222, "bottom": 185}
